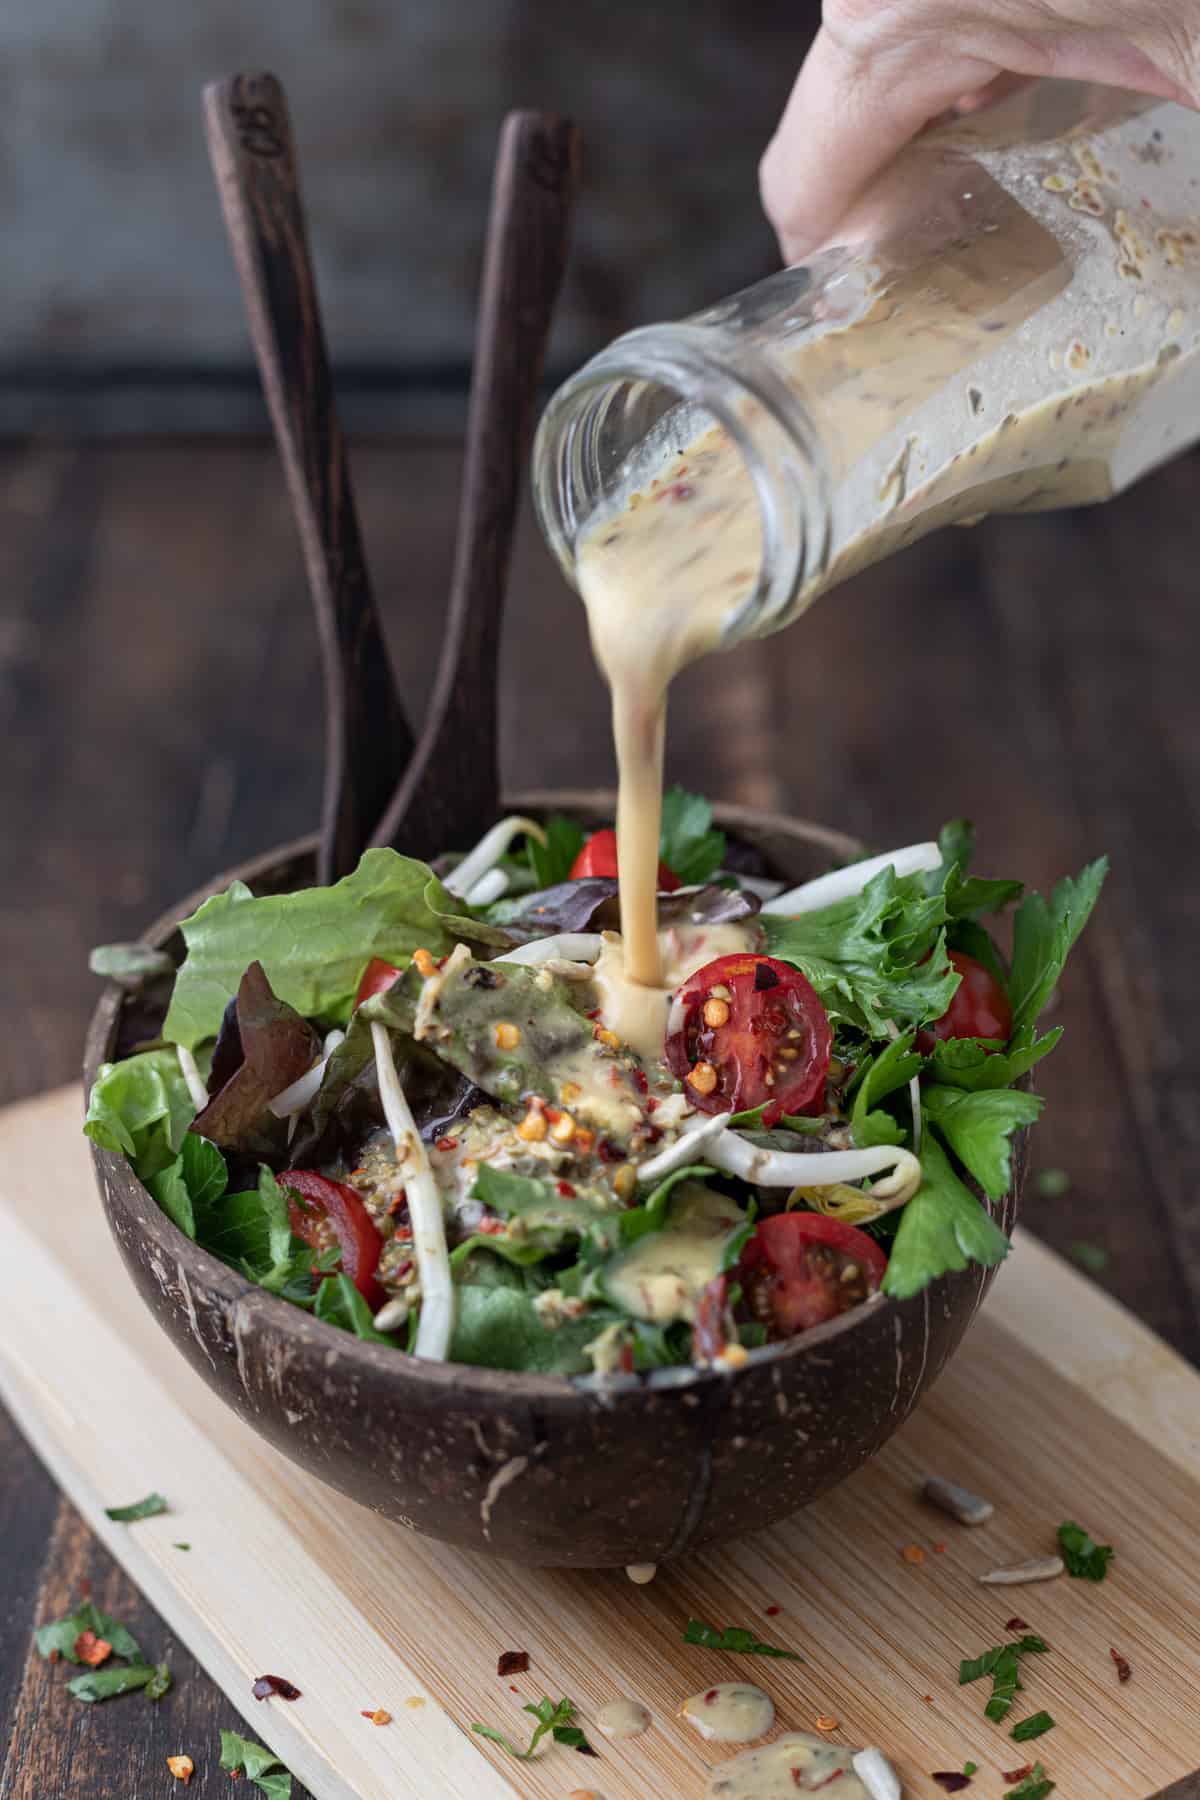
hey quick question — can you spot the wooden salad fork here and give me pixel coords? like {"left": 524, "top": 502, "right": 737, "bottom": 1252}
{"left": 367, "top": 109, "right": 580, "bottom": 860}
{"left": 203, "top": 71, "right": 414, "bottom": 885}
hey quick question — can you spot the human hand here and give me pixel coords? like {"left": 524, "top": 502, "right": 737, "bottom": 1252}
{"left": 761, "top": 1, "right": 1199, "bottom": 262}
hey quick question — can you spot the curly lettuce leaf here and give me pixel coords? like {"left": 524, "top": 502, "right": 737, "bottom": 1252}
{"left": 163, "top": 849, "right": 507, "bottom": 1050}
{"left": 882, "top": 1133, "right": 1010, "bottom": 1299}
{"left": 762, "top": 866, "right": 958, "bottom": 1037}
{"left": 922, "top": 1083, "right": 1044, "bottom": 1201}
{"left": 84, "top": 1049, "right": 198, "bottom": 1181}
{"left": 1008, "top": 858, "right": 1108, "bottom": 1035}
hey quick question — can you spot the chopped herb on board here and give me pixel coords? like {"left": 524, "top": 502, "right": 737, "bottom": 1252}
{"left": 959, "top": 1634, "right": 1048, "bottom": 1723}
{"left": 68, "top": 1660, "right": 171, "bottom": 1703}
{"left": 1057, "top": 1520, "right": 1114, "bottom": 1581}
{"left": 683, "top": 1617, "right": 803, "bottom": 1659}
{"left": 964, "top": 1764, "right": 978, "bottom": 1778}
{"left": 471, "top": 1695, "right": 595, "bottom": 1760}
{"left": 104, "top": 1492, "right": 168, "bottom": 1522}
{"left": 1004, "top": 1764, "right": 1055, "bottom": 1800}
{"left": 1011, "top": 1711, "right": 1056, "bottom": 1742}
{"left": 220, "top": 1730, "right": 294, "bottom": 1798}
{"left": 36, "top": 1603, "right": 143, "bottom": 1664}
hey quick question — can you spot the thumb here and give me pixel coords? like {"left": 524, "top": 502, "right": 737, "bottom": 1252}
{"left": 760, "top": 24, "right": 995, "bottom": 263}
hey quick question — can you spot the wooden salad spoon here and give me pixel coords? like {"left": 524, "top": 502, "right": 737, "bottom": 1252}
{"left": 368, "top": 109, "right": 581, "bottom": 861}
{"left": 203, "top": 71, "right": 414, "bottom": 885}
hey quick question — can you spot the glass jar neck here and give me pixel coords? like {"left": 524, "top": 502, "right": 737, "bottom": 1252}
{"left": 532, "top": 322, "right": 832, "bottom": 645}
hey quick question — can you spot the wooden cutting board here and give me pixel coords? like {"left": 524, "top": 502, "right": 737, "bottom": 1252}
{"left": 2, "top": 1085, "right": 1198, "bottom": 1800}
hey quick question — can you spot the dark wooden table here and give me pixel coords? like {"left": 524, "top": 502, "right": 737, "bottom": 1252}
{"left": 3, "top": 436, "right": 1198, "bottom": 1797}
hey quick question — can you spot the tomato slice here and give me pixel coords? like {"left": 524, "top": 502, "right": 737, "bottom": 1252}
{"left": 355, "top": 958, "right": 402, "bottom": 1008}
{"left": 281, "top": 1169, "right": 386, "bottom": 1311}
{"left": 916, "top": 949, "right": 1012, "bottom": 1053}
{"left": 569, "top": 827, "right": 681, "bottom": 891}
{"left": 739, "top": 1213, "right": 887, "bottom": 1339}
{"left": 665, "top": 953, "right": 832, "bottom": 1115}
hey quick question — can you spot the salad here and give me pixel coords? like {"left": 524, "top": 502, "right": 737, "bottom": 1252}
{"left": 85, "top": 794, "right": 1104, "bottom": 1378}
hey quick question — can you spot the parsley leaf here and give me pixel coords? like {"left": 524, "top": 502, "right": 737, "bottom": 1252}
{"left": 1057, "top": 1520, "right": 1114, "bottom": 1581}
{"left": 849, "top": 1030, "right": 924, "bottom": 1149}
{"left": 762, "top": 866, "right": 958, "bottom": 1038}
{"left": 659, "top": 785, "right": 726, "bottom": 885}
{"left": 959, "top": 1634, "right": 1048, "bottom": 1724}
{"left": 1005, "top": 1764, "right": 1055, "bottom": 1800}
{"left": 220, "top": 1730, "right": 294, "bottom": 1798}
{"left": 1012, "top": 1712, "right": 1056, "bottom": 1742}
{"left": 683, "top": 1617, "right": 802, "bottom": 1659}
{"left": 618, "top": 1164, "right": 717, "bottom": 1248}
{"left": 927, "top": 1028, "right": 1063, "bottom": 1092}
{"left": 921, "top": 1085, "right": 1044, "bottom": 1200}
{"left": 1008, "top": 859, "right": 1108, "bottom": 1035}
{"left": 36, "top": 1603, "right": 143, "bottom": 1665}
{"left": 312, "top": 1272, "right": 401, "bottom": 1344}
{"left": 928, "top": 819, "right": 1024, "bottom": 921}
{"left": 472, "top": 1694, "right": 593, "bottom": 1760}
{"left": 68, "top": 1661, "right": 171, "bottom": 1703}
{"left": 882, "top": 1134, "right": 1011, "bottom": 1299}
{"left": 104, "top": 1492, "right": 168, "bottom": 1522}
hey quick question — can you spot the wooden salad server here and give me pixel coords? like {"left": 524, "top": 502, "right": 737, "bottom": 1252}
{"left": 368, "top": 109, "right": 581, "bottom": 860}
{"left": 203, "top": 71, "right": 414, "bottom": 886}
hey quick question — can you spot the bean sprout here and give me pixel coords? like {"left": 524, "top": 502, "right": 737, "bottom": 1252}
{"left": 761, "top": 842, "right": 941, "bottom": 916}
{"left": 371, "top": 1022, "right": 454, "bottom": 1360}
{"left": 443, "top": 816, "right": 547, "bottom": 899}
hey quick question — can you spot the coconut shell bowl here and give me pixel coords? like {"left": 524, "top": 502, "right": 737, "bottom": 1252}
{"left": 84, "top": 77, "right": 1024, "bottom": 1568}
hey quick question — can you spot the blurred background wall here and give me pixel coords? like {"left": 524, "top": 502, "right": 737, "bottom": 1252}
{"left": 2, "top": 0, "right": 820, "bottom": 433}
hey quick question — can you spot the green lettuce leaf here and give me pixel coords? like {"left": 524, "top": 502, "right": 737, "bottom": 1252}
{"left": 619, "top": 1164, "right": 717, "bottom": 1247}
{"left": 882, "top": 1133, "right": 1010, "bottom": 1299}
{"left": 526, "top": 815, "right": 586, "bottom": 887}
{"left": 761, "top": 866, "right": 958, "bottom": 1037}
{"left": 472, "top": 1164, "right": 625, "bottom": 1251}
{"left": 1008, "top": 858, "right": 1108, "bottom": 1035}
{"left": 163, "top": 848, "right": 505, "bottom": 1049}
{"left": 449, "top": 1260, "right": 607, "bottom": 1373}
{"left": 659, "top": 785, "right": 726, "bottom": 885}
{"left": 84, "top": 1049, "right": 198, "bottom": 1181}
{"left": 922, "top": 1084, "right": 1044, "bottom": 1200}
{"left": 147, "top": 1132, "right": 227, "bottom": 1240}
{"left": 312, "top": 1273, "right": 400, "bottom": 1343}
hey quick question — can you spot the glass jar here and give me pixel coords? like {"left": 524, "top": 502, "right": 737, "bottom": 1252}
{"left": 533, "top": 80, "right": 1200, "bottom": 648}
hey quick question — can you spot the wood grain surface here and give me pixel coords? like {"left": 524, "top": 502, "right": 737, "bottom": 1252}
{"left": 3, "top": 434, "right": 1199, "bottom": 1794}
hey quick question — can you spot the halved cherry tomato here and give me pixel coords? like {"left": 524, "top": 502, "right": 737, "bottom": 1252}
{"left": 568, "top": 827, "right": 681, "bottom": 892}
{"left": 665, "top": 953, "right": 832, "bottom": 1115}
{"left": 355, "top": 958, "right": 402, "bottom": 1008}
{"left": 738, "top": 1213, "right": 887, "bottom": 1339}
{"left": 281, "top": 1169, "right": 386, "bottom": 1311}
{"left": 915, "top": 949, "right": 1012, "bottom": 1053}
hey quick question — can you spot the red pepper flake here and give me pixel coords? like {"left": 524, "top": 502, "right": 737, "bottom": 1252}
{"left": 435, "top": 1136, "right": 458, "bottom": 1153}
{"left": 544, "top": 1106, "right": 562, "bottom": 1123}
{"left": 932, "top": 1778, "right": 972, "bottom": 1793}
{"left": 922, "top": 1694, "right": 933, "bottom": 1704}
{"left": 73, "top": 1631, "right": 112, "bottom": 1667}
{"left": 1110, "top": 1646, "right": 1132, "bottom": 1683}
{"left": 1006, "top": 1616, "right": 1031, "bottom": 1632}
{"left": 575, "top": 1128, "right": 595, "bottom": 1153}
{"left": 765, "top": 1604, "right": 781, "bottom": 1617}
{"left": 704, "top": 1688, "right": 720, "bottom": 1704}
{"left": 252, "top": 1674, "right": 302, "bottom": 1701}
{"left": 556, "top": 1180, "right": 577, "bottom": 1198}
{"left": 386, "top": 1191, "right": 407, "bottom": 1219}
{"left": 1002, "top": 1768, "right": 1034, "bottom": 1786}
{"left": 900, "top": 1543, "right": 926, "bottom": 1564}
{"left": 360, "top": 1707, "right": 391, "bottom": 1725}
{"left": 933, "top": 1541, "right": 947, "bottom": 1554}
{"left": 167, "top": 1755, "right": 195, "bottom": 1784}
{"left": 394, "top": 1258, "right": 415, "bottom": 1280}
{"left": 646, "top": 1096, "right": 659, "bottom": 1112}
{"left": 811, "top": 1775, "right": 845, "bottom": 1789}
{"left": 585, "top": 1008, "right": 602, "bottom": 1021}
{"left": 596, "top": 1137, "right": 622, "bottom": 1163}
{"left": 632, "top": 1069, "right": 649, "bottom": 1095}
{"left": 48, "top": 1649, "right": 61, "bottom": 1665}
{"left": 497, "top": 1650, "right": 530, "bottom": 1677}
{"left": 619, "top": 1342, "right": 636, "bottom": 1375}
{"left": 509, "top": 1684, "right": 519, "bottom": 1692}
{"left": 814, "top": 1715, "right": 839, "bottom": 1733}
{"left": 477, "top": 1218, "right": 506, "bottom": 1236}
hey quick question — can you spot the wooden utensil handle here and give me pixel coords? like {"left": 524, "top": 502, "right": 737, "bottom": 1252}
{"left": 370, "top": 111, "right": 581, "bottom": 860}
{"left": 203, "top": 71, "right": 413, "bottom": 885}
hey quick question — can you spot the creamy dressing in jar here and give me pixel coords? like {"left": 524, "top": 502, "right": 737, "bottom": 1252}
{"left": 705, "top": 1732, "right": 870, "bottom": 1797}
{"left": 679, "top": 1682, "right": 776, "bottom": 1743}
